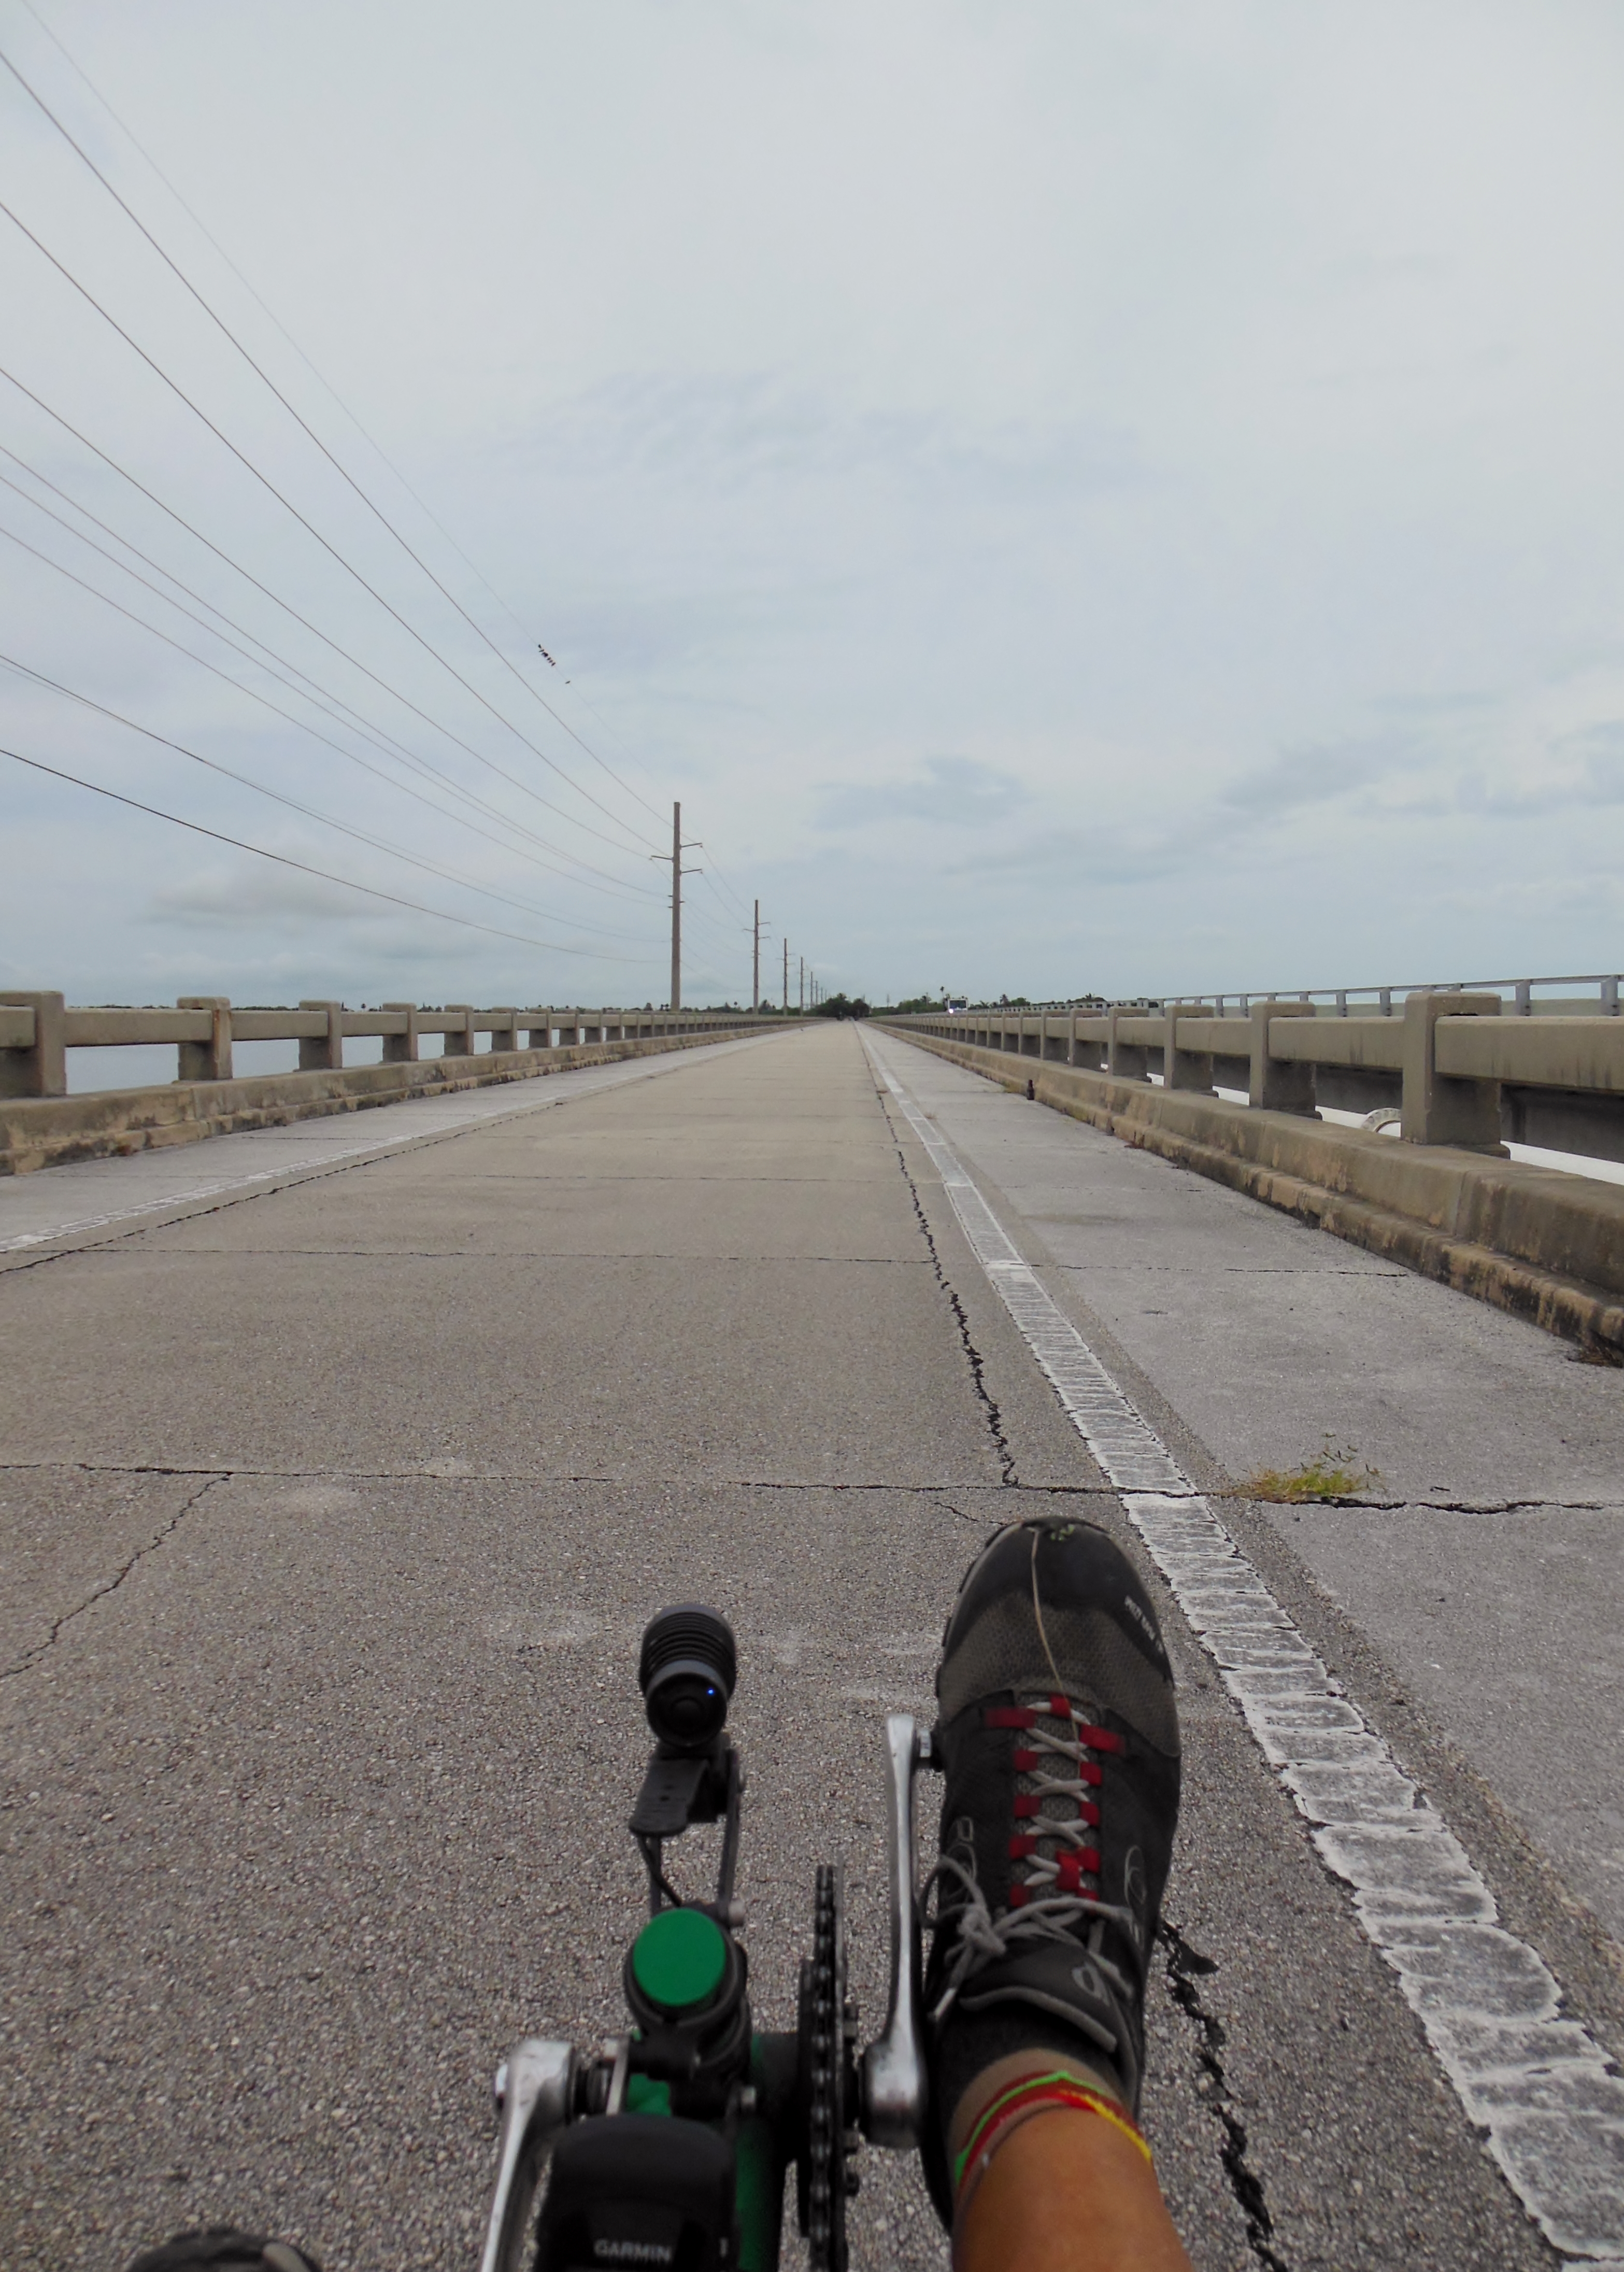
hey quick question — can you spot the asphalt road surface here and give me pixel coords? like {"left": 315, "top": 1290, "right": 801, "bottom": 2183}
{"left": 1, "top": 1022, "right": 1619, "bottom": 2270}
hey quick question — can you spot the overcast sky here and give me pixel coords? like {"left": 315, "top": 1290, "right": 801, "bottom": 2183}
{"left": 4, "top": 0, "right": 1623, "bottom": 1011}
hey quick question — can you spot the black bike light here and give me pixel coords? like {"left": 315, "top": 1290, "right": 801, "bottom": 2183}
{"left": 638, "top": 1604, "right": 737, "bottom": 1751}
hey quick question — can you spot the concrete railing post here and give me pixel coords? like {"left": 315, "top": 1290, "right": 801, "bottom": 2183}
{"left": 1248, "top": 1000, "right": 1317, "bottom": 1115}
{"left": 382, "top": 1002, "right": 420, "bottom": 1063}
{"left": 523, "top": 1010, "right": 553, "bottom": 1050}
{"left": 1106, "top": 1007, "right": 1148, "bottom": 1081}
{"left": 489, "top": 1008, "right": 519, "bottom": 1053}
{"left": 1164, "top": 1001, "right": 1213, "bottom": 1094}
{"left": 1401, "top": 991, "right": 1505, "bottom": 1151}
{"left": 298, "top": 1000, "right": 344, "bottom": 1072}
{"left": 177, "top": 996, "right": 233, "bottom": 1083}
{"left": 446, "top": 1003, "right": 477, "bottom": 1058}
{"left": 0, "top": 990, "right": 67, "bottom": 1097}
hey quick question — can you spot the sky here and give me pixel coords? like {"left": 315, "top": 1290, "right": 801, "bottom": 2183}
{"left": 3, "top": 0, "right": 1623, "bottom": 1013}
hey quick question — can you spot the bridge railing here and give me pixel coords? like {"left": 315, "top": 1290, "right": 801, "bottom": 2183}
{"left": 879, "top": 991, "right": 1624, "bottom": 1165}
{"left": 0, "top": 992, "right": 775, "bottom": 1099}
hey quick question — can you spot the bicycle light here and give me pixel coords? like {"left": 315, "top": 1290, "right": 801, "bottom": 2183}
{"left": 638, "top": 1604, "right": 737, "bottom": 1752}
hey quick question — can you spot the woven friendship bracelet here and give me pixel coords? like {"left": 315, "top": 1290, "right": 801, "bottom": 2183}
{"left": 953, "top": 2070, "right": 1152, "bottom": 2219}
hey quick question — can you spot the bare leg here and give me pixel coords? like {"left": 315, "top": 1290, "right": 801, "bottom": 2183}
{"left": 957, "top": 2100, "right": 1194, "bottom": 2272}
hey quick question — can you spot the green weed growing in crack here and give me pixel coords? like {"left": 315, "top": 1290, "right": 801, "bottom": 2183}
{"left": 1235, "top": 1437, "right": 1383, "bottom": 1504}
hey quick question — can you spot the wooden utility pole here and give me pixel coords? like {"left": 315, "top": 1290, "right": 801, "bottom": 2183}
{"left": 752, "top": 900, "right": 761, "bottom": 1012}
{"left": 799, "top": 957, "right": 805, "bottom": 1014}
{"left": 651, "top": 802, "right": 701, "bottom": 1011}
{"left": 782, "top": 938, "right": 789, "bottom": 1013}
{"left": 672, "top": 802, "right": 682, "bottom": 1013}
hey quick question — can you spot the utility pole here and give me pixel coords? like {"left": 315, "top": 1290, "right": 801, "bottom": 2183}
{"left": 752, "top": 899, "right": 762, "bottom": 1013}
{"left": 651, "top": 801, "right": 701, "bottom": 1011}
{"left": 799, "top": 957, "right": 805, "bottom": 1015}
{"left": 782, "top": 938, "right": 789, "bottom": 1013}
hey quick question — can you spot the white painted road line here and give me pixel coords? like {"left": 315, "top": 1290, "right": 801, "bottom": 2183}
{"left": 864, "top": 1029, "right": 1624, "bottom": 2267}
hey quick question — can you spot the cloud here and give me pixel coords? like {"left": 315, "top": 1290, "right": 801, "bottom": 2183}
{"left": 506, "top": 371, "right": 1146, "bottom": 503}
{"left": 815, "top": 755, "right": 1032, "bottom": 831}
{"left": 1470, "top": 721, "right": 1624, "bottom": 815}
{"left": 146, "top": 863, "right": 388, "bottom": 930}
{"left": 8, "top": 0, "right": 1624, "bottom": 1005}
{"left": 1214, "top": 737, "right": 1411, "bottom": 821}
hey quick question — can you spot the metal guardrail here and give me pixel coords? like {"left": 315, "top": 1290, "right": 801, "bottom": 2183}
{"left": 880, "top": 991, "right": 1624, "bottom": 1165}
{"left": 0, "top": 990, "right": 776, "bottom": 1100}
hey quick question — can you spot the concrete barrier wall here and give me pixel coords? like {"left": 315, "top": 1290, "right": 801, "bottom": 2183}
{"left": 0, "top": 1023, "right": 789, "bottom": 1177}
{"left": 0, "top": 994, "right": 775, "bottom": 1100}
{"left": 875, "top": 1021, "right": 1624, "bottom": 1359}
{"left": 894, "top": 995, "right": 1624, "bottom": 1163}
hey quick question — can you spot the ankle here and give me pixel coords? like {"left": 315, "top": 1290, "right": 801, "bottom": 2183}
{"left": 950, "top": 2047, "right": 1124, "bottom": 2150}
{"left": 948, "top": 2051, "right": 1145, "bottom": 2225}
{"left": 955, "top": 2105, "right": 1192, "bottom": 2272}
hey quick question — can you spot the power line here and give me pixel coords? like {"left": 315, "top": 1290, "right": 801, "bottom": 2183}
{"left": 532, "top": 674, "right": 666, "bottom": 824}
{"left": 0, "top": 471, "right": 661, "bottom": 909}
{"left": 696, "top": 843, "right": 756, "bottom": 923}
{"left": 1, "top": 745, "right": 661, "bottom": 962}
{"left": 0, "top": 188, "right": 661, "bottom": 864}
{"left": 9, "top": 0, "right": 671, "bottom": 831}
{"left": 0, "top": 31, "right": 667, "bottom": 853}
{"left": 0, "top": 647, "right": 664, "bottom": 948}
{"left": 0, "top": 18, "right": 790, "bottom": 977}
{"left": 4, "top": 6, "right": 798, "bottom": 975}
{"left": 0, "top": 364, "right": 661, "bottom": 898}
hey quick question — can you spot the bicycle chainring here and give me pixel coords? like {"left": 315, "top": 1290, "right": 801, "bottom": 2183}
{"left": 796, "top": 1863, "right": 858, "bottom": 2272}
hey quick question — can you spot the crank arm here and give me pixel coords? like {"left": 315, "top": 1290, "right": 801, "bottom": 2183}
{"left": 478, "top": 2037, "right": 577, "bottom": 2272}
{"left": 860, "top": 1712, "right": 930, "bottom": 2149}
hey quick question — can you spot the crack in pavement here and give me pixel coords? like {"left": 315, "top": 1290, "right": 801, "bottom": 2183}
{"left": 864, "top": 1053, "right": 1022, "bottom": 1488}
{"left": 0, "top": 1460, "right": 1118, "bottom": 1492}
{"left": 880, "top": 1129, "right": 1019, "bottom": 1488}
{"left": 933, "top": 1499, "right": 1004, "bottom": 1533}
{"left": 0, "top": 1472, "right": 226, "bottom": 1681}
{"left": 1052, "top": 1261, "right": 1408, "bottom": 1278}
{"left": 411, "top": 1173, "right": 882, "bottom": 1184}
{"left": 121, "top": 1248, "right": 931, "bottom": 1265}
{"left": 1161, "top": 1920, "right": 1290, "bottom": 2272}
{"left": 1233, "top": 1495, "right": 1624, "bottom": 1515}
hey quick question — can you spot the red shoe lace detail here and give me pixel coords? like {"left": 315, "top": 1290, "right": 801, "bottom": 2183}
{"left": 988, "top": 1697, "right": 1120, "bottom": 1911}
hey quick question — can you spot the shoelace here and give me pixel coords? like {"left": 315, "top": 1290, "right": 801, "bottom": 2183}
{"left": 927, "top": 1695, "right": 1138, "bottom": 2023}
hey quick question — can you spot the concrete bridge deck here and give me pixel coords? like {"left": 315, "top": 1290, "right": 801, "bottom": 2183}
{"left": 1, "top": 1021, "right": 1619, "bottom": 2269}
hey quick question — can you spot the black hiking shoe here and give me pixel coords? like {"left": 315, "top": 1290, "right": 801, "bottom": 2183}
{"left": 922, "top": 1515, "right": 1181, "bottom": 2219}
{"left": 126, "top": 2232, "right": 324, "bottom": 2272}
